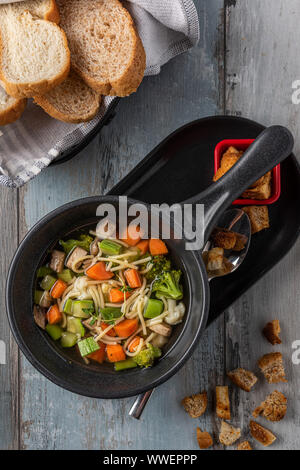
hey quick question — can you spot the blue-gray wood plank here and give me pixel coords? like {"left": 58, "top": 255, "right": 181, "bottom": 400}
{"left": 18, "top": 0, "right": 225, "bottom": 450}
{"left": 1, "top": 0, "right": 299, "bottom": 450}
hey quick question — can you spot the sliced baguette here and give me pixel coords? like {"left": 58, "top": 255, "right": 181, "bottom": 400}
{"left": 57, "top": 0, "right": 146, "bottom": 97}
{"left": 0, "top": 11, "right": 70, "bottom": 98}
{"left": 34, "top": 70, "right": 101, "bottom": 123}
{"left": 0, "top": 0, "right": 60, "bottom": 24}
{"left": 0, "top": 84, "right": 26, "bottom": 125}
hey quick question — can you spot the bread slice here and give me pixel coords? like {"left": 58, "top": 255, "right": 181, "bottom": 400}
{"left": 182, "top": 392, "right": 207, "bottom": 418}
{"left": 250, "top": 420, "right": 276, "bottom": 447}
{"left": 34, "top": 70, "right": 101, "bottom": 123}
{"left": 0, "top": 11, "right": 70, "bottom": 98}
{"left": 227, "top": 368, "right": 258, "bottom": 392}
{"left": 219, "top": 421, "right": 241, "bottom": 446}
{"left": 0, "top": 0, "right": 60, "bottom": 24}
{"left": 57, "top": 0, "right": 146, "bottom": 97}
{"left": 253, "top": 390, "right": 287, "bottom": 422}
{"left": 0, "top": 84, "right": 26, "bottom": 125}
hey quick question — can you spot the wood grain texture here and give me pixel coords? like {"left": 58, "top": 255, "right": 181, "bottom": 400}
{"left": 17, "top": 0, "right": 226, "bottom": 450}
{"left": 0, "top": 187, "right": 19, "bottom": 450}
{"left": 225, "top": 0, "right": 300, "bottom": 450}
{"left": 1, "top": 0, "right": 299, "bottom": 451}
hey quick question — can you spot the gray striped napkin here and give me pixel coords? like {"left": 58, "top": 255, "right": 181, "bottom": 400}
{"left": 0, "top": 0, "right": 199, "bottom": 188}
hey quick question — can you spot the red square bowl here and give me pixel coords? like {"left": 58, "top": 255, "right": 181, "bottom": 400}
{"left": 214, "top": 139, "right": 281, "bottom": 205}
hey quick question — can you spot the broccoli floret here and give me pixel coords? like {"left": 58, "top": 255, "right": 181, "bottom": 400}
{"left": 133, "top": 344, "right": 162, "bottom": 368}
{"left": 145, "top": 255, "right": 171, "bottom": 281}
{"left": 59, "top": 234, "right": 93, "bottom": 255}
{"left": 152, "top": 270, "right": 183, "bottom": 300}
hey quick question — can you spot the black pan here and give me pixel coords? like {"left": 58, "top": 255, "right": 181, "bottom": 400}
{"left": 6, "top": 126, "right": 294, "bottom": 398}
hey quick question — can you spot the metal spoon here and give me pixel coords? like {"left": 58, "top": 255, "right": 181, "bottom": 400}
{"left": 129, "top": 209, "right": 251, "bottom": 419}
{"left": 204, "top": 208, "right": 251, "bottom": 281}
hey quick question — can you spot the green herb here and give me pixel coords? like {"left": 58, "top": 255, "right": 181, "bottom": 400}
{"left": 100, "top": 307, "right": 123, "bottom": 324}
{"left": 120, "top": 285, "right": 133, "bottom": 293}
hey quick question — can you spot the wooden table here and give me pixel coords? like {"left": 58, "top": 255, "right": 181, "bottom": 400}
{"left": 1, "top": 0, "right": 299, "bottom": 450}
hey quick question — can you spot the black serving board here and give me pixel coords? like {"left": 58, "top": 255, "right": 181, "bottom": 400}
{"left": 109, "top": 116, "right": 300, "bottom": 324}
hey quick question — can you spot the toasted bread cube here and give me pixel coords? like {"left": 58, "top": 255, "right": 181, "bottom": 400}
{"left": 242, "top": 206, "right": 270, "bottom": 234}
{"left": 233, "top": 233, "right": 248, "bottom": 251}
{"left": 212, "top": 230, "right": 237, "bottom": 250}
{"left": 263, "top": 320, "right": 282, "bottom": 345}
{"left": 242, "top": 172, "right": 272, "bottom": 200}
{"left": 250, "top": 420, "right": 276, "bottom": 447}
{"left": 253, "top": 390, "right": 287, "bottom": 422}
{"left": 237, "top": 441, "right": 252, "bottom": 450}
{"left": 227, "top": 368, "right": 258, "bottom": 392}
{"left": 182, "top": 392, "right": 207, "bottom": 418}
{"left": 197, "top": 428, "right": 213, "bottom": 449}
{"left": 207, "top": 247, "right": 224, "bottom": 272}
{"left": 216, "top": 386, "right": 230, "bottom": 420}
{"left": 258, "top": 352, "right": 287, "bottom": 383}
{"left": 219, "top": 421, "right": 241, "bottom": 446}
{"left": 213, "top": 148, "right": 242, "bottom": 182}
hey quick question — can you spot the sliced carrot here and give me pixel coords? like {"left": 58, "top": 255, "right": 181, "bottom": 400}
{"left": 128, "top": 336, "right": 141, "bottom": 353}
{"left": 136, "top": 240, "right": 149, "bottom": 255}
{"left": 120, "top": 225, "right": 142, "bottom": 246}
{"left": 47, "top": 304, "right": 62, "bottom": 325}
{"left": 109, "top": 288, "right": 131, "bottom": 304}
{"left": 86, "top": 261, "right": 114, "bottom": 280}
{"left": 149, "top": 239, "right": 168, "bottom": 256}
{"left": 50, "top": 279, "right": 68, "bottom": 299}
{"left": 106, "top": 344, "right": 126, "bottom": 363}
{"left": 88, "top": 342, "right": 106, "bottom": 363}
{"left": 114, "top": 318, "right": 138, "bottom": 338}
{"left": 124, "top": 268, "right": 142, "bottom": 288}
{"left": 100, "top": 322, "right": 116, "bottom": 337}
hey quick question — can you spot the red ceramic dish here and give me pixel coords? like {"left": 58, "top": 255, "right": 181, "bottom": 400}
{"left": 214, "top": 139, "right": 281, "bottom": 205}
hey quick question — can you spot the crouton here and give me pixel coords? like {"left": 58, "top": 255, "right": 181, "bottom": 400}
{"left": 227, "top": 368, "right": 258, "bottom": 392}
{"left": 242, "top": 172, "right": 272, "bottom": 200}
{"left": 219, "top": 421, "right": 241, "bottom": 446}
{"left": 237, "top": 441, "right": 252, "bottom": 450}
{"left": 242, "top": 206, "right": 270, "bottom": 234}
{"left": 233, "top": 233, "right": 248, "bottom": 251}
{"left": 253, "top": 390, "right": 287, "bottom": 422}
{"left": 263, "top": 320, "right": 282, "bottom": 345}
{"left": 207, "top": 247, "right": 224, "bottom": 271}
{"left": 212, "top": 230, "right": 237, "bottom": 250}
{"left": 258, "top": 352, "right": 287, "bottom": 383}
{"left": 197, "top": 428, "right": 213, "bottom": 449}
{"left": 182, "top": 392, "right": 207, "bottom": 419}
{"left": 216, "top": 386, "right": 230, "bottom": 420}
{"left": 250, "top": 420, "right": 276, "bottom": 447}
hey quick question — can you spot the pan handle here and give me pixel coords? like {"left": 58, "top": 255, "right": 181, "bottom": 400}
{"left": 129, "top": 389, "right": 154, "bottom": 419}
{"left": 183, "top": 125, "right": 294, "bottom": 242}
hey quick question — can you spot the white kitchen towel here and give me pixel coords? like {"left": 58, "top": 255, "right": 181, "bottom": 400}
{"left": 0, "top": 0, "right": 199, "bottom": 188}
